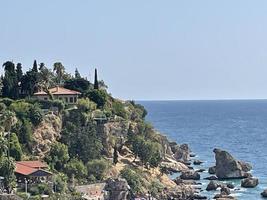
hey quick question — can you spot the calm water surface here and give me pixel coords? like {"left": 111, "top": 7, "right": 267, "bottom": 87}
{"left": 139, "top": 100, "right": 267, "bottom": 200}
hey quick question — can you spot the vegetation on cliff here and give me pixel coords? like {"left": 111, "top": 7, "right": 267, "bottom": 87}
{"left": 0, "top": 60, "right": 175, "bottom": 199}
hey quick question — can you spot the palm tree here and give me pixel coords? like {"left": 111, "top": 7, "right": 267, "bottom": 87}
{"left": 0, "top": 111, "right": 17, "bottom": 159}
{"left": 53, "top": 62, "right": 65, "bottom": 85}
{"left": 38, "top": 66, "right": 55, "bottom": 99}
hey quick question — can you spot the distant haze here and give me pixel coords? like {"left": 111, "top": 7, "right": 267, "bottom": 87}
{"left": 1, "top": 0, "right": 267, "bottom": 100}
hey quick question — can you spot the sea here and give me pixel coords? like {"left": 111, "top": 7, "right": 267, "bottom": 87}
{"left": 139, "top": 100, "right": 267, "bottom": 200}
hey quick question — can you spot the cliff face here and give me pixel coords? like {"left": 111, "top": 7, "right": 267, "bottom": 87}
{"left": 32, "top": 113, "right": 62, "bottom": 158}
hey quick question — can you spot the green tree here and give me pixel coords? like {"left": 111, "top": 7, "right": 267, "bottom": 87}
{"left": 87, "top": 159, "right": 110, "bottom": 181}
{"left": 120, "top": 168, "right": 143, "bottom": 194}
{"left": 64, "top": 77, "right": 92, "bottom": 95}
{"left": 18, "top": 119, "right": 33, "bottom": 150}
{"left": 38, "top": 65, "right": 55, "bottom": 98}
{"left": 53, "top": 62, "right": 65, "bottom": 85}
{"left": 0, "top": 156, "right": 16, "bottom": 193}
{"left": 87, "top": 89, "right": 108, "bottom": 108}
{"left": 113, "top": 145, "right": 118, "bottom": 165}
{"left": 94, "top": 68, "right": 99, "bottom": 89}
{"left": 16, "top": 63, "right": 23, "bottom": 85}
{"left": 2, "top": 61, "right": 19, "bottom": 99}
{"left": 64, "top": 122, "right": 102, "bottom": 163}
{"left": 9, "top": 133, "right": 22, "bottom": 161}
{"left": 64, "top": 158, "right": 87, "bottom": 181}
{"left": 21, "top": 61, "right": 40, "bottom": 96}
{"left": 46, "top": 142, "right": 70, "bottom": 171}
{"left": 0, "top": 137, "right": 8, "bottom": 158}
{"left": 74, "top": 68, "right": 81, "bottom": 79}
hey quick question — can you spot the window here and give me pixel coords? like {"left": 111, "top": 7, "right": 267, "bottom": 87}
{"left": 44, "top": 97, "right": 48, "bottom": 100}
{"left": 70, "top": 97, "right": 73, "bottom": 103}
{"left": 74, "top": 97, "right": 77, "bottom": 103}
{"left": 65, "top": 97, "right": 68, "bottom": 103}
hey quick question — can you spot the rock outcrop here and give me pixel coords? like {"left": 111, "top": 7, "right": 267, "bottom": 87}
{"left": 213, "top": 148, "right": 252, "bottom": 179}
{"left": 32, "top": 113, "right": 62, "bottom": 158}
{"left": 174, "top": 144, "right": 191, "bottom": 162}
{"left": 241, "top": 177, "right": 259, "bottom": 188}
{"left": 105, "top": 178, "right": 131, "bottom": 200}
{"left": 206, "top": 180, "right": 219, "bottom": 191}
{"left": 261, "top": 189, "right": 267, "bottom": 198}
{"left": 208, "top": 166, "right": 216, "bottom": 174}
{"left": 180, "top": 170, "right": 200, "bottom": 180}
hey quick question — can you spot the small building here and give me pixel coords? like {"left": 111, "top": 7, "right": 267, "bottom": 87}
{"left": 34, "top": 86, "right": 81, "bottom": 104}
{"left": 15, "top": 161, "right": 52, "bottom": 183}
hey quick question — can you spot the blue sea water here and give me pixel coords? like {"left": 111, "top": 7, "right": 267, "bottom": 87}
{"left": 139, "top": 100, "right": 267, "bottom": 200}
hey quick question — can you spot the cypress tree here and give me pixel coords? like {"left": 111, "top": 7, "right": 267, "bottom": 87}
{"left": 94, "top": 68, "right": 99, "bottom": 90}
{"left": 113, "top": 145, "right": 118, "bottom": 165}
{"left": 75, "top": 68, "right": 81, "bottom": 79}
{"left": 32, "top": 60, "right": 38, "bottom": 72}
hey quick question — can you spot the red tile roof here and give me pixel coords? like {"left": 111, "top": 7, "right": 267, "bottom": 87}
{"left": 15, "top": 163, "right": 38, "bottom": 176}
{"left": 16, "top": 161, "right": 48, "bottom": 169}
{"left": 34, "top": 86, "right": 81, "bottom": 96}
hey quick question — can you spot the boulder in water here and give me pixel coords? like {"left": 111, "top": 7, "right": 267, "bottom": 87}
{"left": 241, "top": 177, "right": 259, "bottom": 188}
{"left": 174, "top": 144, "right": 191, "bottom": 162}
{"left": 208, "top": 166, "right": 216, "bottom": 174}
{"left": 180, "top": 170, "right": 200, "bottom": 180}
{"left": 213, "top": 148, "right": 252, "bottom": 179}
{"left": 261, "top": 189, "right": 267, "bottom": 198}
{"left": 206, "top": 180, "right": 219, "bottom": 191}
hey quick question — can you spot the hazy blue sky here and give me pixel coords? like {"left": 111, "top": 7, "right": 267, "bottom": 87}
{"left": 1, "top": 1, "right": 267, "bottom": 100}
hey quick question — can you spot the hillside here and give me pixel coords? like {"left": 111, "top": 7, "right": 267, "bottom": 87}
{"left": 0, "top": 60, "right": 195, "bottom": 200}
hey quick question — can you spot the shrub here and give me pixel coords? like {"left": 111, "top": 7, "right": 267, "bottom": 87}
{"left": 120, "top": 168, "right": 143, "bottom": 194}
{"left": 9, "top": 133, "right": 23, "bottom": 161}
{"left": 112, "top": 101, "right": 128, "bottom": 119}
{"left": 64, "top": 158, "right": 87, "bottom": 181}
{"left": 77, "top": 98, "right": 97, "bottom": 112}
{"left": 45, "top": 142, "right": 70, "bottom": 171}
{"left": 52, "top": 173, "right": 67, "bottom": 193}
{"left": 87, "top": 89, "right": 108, "bottom": 108}
{"left": 87, "top": 159, "right": 110, "bottom": 181}
{"left": 149, "top": 180, "right": 164, "bottom": 198}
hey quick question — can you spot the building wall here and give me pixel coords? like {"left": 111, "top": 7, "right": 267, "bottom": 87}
{"left": 35, "top": 94, "right": 79, "bottom": 104}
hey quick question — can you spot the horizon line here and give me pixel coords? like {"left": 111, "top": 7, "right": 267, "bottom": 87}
{"left": 135, "top": 98, "right": 267, "bottom": 101}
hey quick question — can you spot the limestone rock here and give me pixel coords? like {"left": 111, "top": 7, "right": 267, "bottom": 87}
{"left": 32, "top": 113, "right": 62, "bottom": 158}
{"left": 261, "top": 189, "right": 267, "bottom": 198}
{"left": 105, "top": 178, "right": 130, "bottom": 200}
{"left": 180, "top": 170, "right": 200, "bottom": 180}
{"left": 174, "top": 144, "right": 191, "bottom": 162}
{"left": 241, "top": 177, "right": 259, "bottom": 188}
{"left": 208, "top": 166, "right": 216, "bottom": 174}
{"left": 206, "top": 180, "right": 219, "bottom": 191}
{"left": 213, "top": 148, "right": 252, "bottom": 179}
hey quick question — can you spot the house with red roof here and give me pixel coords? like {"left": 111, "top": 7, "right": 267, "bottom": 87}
{"left": 15, "top": 161, "right": 52, "bottom": 182}
{"left": 34, "top": 86, "right": 81, "bottom": 104}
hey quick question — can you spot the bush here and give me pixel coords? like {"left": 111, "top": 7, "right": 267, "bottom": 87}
{"left": 0, "top": 98, "right": 14, "bottom": 106}
{"left": 28, "top": 104, "right": 43, "bottom": 126}
{"left": 52, "top": 173, "right": 67, "bottom": 193}
{"left": 64, "top": 158, "right": 87, "bottom": 181}
{"left": 120, "top": 168, "right": 143, "bottom": 194}
{"left": 77, "top": 98, "right": 97, "bottom": 112}
{"left": 45, "top": 142, "right": 70, "bottom": 171}
{"left": 9, "top": 133, "right": 23, "bottom": 161}
{"left": 149, "top": 180, "right": 164, "bottom": 198}
{"left": 87, "top": 89, "right": 108, "bottom": 108}
{"left": 112, "top": 101, "right": 128, "bottom": 119}
{"left": 87, "top": 159, "right": 110, "bottom": 181}
{"left": 28, "top": 183, "right": 52, "bottom": 196}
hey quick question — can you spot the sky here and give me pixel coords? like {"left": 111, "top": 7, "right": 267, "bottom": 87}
{"left": 1, "top": 1, "right": 267, "bottom": 100}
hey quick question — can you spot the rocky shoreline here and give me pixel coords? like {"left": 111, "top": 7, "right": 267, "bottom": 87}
{"left": 163, "top": 142, "right": 266, "bottom": 200}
